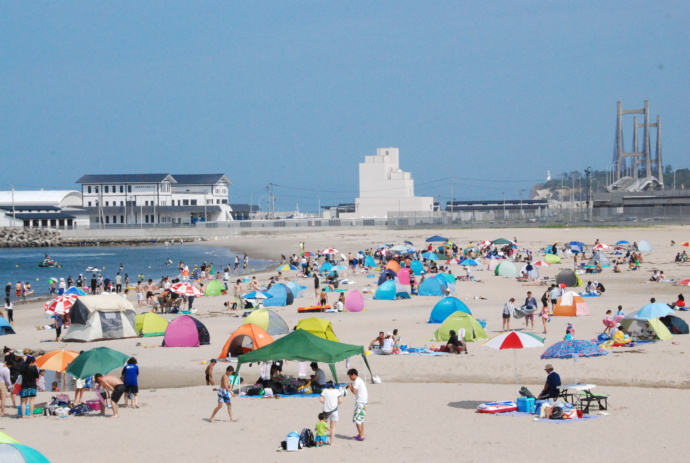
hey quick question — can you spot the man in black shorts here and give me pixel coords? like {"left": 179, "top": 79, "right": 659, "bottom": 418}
{"left": 94, "top": 373, "right": 126, "bottom": 418}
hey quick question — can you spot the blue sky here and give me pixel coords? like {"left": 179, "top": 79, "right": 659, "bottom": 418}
{"left": 1, "top": 1, "right": 688, "bottom": 212}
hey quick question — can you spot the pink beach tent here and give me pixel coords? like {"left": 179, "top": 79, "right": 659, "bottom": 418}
{"left": 162, "top": 315, "right": 210, "bottom": 347}
{"left": 396, "top": 267, "right": 411, "bottom": 285}
{"left": 345, "top": 290, "right": 365, "bottom": 312}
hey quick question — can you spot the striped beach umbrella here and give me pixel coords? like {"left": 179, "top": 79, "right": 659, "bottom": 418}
{"left": 44, "top": 295, "right": 78, "bottom": 315}
{"left": 170, "top": 282, "right": 203, "bottom": 297}
{"left": 483, "top": 331, "right": 545, "bottom": 388}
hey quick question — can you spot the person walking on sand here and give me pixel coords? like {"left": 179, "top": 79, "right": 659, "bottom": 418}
{"left": 347, "top": 369, "right": 367, "bottom": 442}
{"left": 94, "top": 373, "right": 125, "bottom": 418}
{"left": 205, "top": 359, "right": 217, "bottom": 385}
{"left": 502, "top": 298, "right": 514, "bottom": 331}
{"left": 121, "top": 357, "right": 139, "bottom": 408}
{"left": 320, "top": 386, "right": 343, "bottom": 445}
{"left": 210, "top": 366, "right": 239, "bottom": 423}
{"left": 524, "top": 291, "right": 537, "bottom": 331}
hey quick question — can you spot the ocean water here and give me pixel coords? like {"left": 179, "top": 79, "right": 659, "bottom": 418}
{"left": 0, "top": 244, "right": 274, "bottom": 296}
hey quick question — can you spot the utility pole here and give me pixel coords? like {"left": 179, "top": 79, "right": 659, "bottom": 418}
{"left": 10, "top": 184, "right": 16, "bottom": 227}
{"left": 585, "top": 167, "right": 592, "bottom": 221}
{"left": 266, "top": 184, "right": 271, "bottom": 219}
{"left": 450, "top": 178, "right": 454, "bottom": 212}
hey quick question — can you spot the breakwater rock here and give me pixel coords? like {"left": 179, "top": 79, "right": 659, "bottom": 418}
{"left": 0, "top": 227, "right": 64, "bottom": 248}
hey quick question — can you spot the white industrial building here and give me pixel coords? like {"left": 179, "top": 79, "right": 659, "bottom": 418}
{"left": 0, "top": 190, "right": 88, "bottom": 228}
{"left": 76, "top": 174, "right": 233, "bottom": 226}
{"left": 352, "top": 148, "right": 434, "bottom": 218}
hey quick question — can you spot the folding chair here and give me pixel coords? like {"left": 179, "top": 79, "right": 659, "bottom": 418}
{"left": 578, "top": 390, "right": 609, "bottom": 414}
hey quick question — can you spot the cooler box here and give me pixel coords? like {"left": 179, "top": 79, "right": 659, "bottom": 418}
{"left": 286, "top": 435, "right": 300, "bottom": 451}
{"left": 535, "top": 400, "right": 548, "bottom": 415}
{"left": 517, "top": 397, "right": 536, "bottom": 413}
{"left": 86, "top": 399, "right": 102, "bottom": 411}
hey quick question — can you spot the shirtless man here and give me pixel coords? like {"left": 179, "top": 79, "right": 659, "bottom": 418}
{"left": 210, "top": 366, "right": 239, "bottom": 423}
{"left": 145, "top": 279, "right": 157, "bottom": 305}
{"left": 368, "top": 332, "right": 385, "bottom": 350}
{"left": 94, "top": 373, "right": 125, "bottom": 418}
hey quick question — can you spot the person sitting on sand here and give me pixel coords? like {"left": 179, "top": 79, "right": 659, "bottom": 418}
{"left": 649, "top": 270, "right": 659, "bottom": 282}
{"left": 613, "top": 262, "right": 621, "bottom": 273}
{"left": 446, "top": 330, "right": 467, "bottom": 354}
{"left": 368, "top": 332, "right": 385, "bottom": 350}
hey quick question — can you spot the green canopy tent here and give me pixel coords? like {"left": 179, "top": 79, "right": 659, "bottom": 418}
{"left": 236, "top": 329, "right": 374, "bottom": 384}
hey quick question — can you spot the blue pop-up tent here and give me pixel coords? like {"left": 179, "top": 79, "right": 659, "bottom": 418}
{"left": 263, "top": 284, "right": 295, "bottom": 307}
{"left": 418, "top": 277, "right": 448, "bottom": 296}
{"left": 410, "top": 260, "right": 425, "bottom": 275}
{"left": 428, "top": 297, "right": 471, "bottom": 323}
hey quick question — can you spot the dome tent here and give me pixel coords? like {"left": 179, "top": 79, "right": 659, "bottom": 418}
{"left": 638, "top": 240, "right": 653, "bottom": 252}
{"left": 418, "top": 276, "right": 448, "bottom": 296}
{"left": 263, "top": 283, "right": 294, "bottom": 307}
{"left": 494, "top": 261, "right": 518, "bottom": 277}
{"left": 162, "top": 315, "right": 210, "bottom": 347}
{"left": 284, "top": 281, "right": 304, "bottom": 298}
{"left": 63, "top": 295, "right": 137, "bottom": 342}
{"left": 345, "top": 290, "right": 365, "bottom": 312}
{"left": 555, "top": 269, "right": 582, "bottom": 287}
{"left": 135, "top": 312, "right": 169, "bottom": 337}
{"left": 433, "top": 311, "right": 488, "bottom": 342}
{"left": 374, "top": 278, "right": 410, "bottom": 300}
{"left": 544, "top": 254, "right": 562, "bottom": 264}
{"left": 219, "top": 324, "right": 274, "bottom": 357}
{"left": 410, "top": 260, "right": 425, "bottom": 275}
{"left": 242, "top": 309, "right": 289, "bottom": 335}
{"left": 204, "top": 280, "right": 226, "bottom": 296}
{"left": 553, "top": 292, "right": 590, "bottom": 317}
{"left": 428, "top": 297, "right": 471, "bottom": 323}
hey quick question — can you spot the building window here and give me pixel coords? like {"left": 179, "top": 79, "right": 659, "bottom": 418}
{"left": 121, "top": 215, "right": 124, "bottom": 223}
{"left": 120, "top": 201, "right": 124, "bottom": 206}
{"left": 128, "top": 185, "right": 132, "bottom": 193}
{"left": 105, "top": 216, "right": 110, "bottom": 224}
{"left": 95, "top": 186, "right": 99, "bottom": 193}
{"left": 191, "top": 200, "right": 197, "bottom": 205}
{"left": 105, "top": 186, "right": 109, "bottom": 193}
{"left": 88, "top": 201, "right": 92, "bottom": 207}
{"left": 183, "top": 200, "right": 189, "bottom": 206}
{"left": 120, "top": 185, "right": 124, "bottom": 193}
{"left": 216, "top": 199, "right": 220, "bottom": 204}
{"left": 87, "top": 186, "right": 92, "bottom": 194}
{"left": 105, "top": 201, "right": 109, "bottom": 207}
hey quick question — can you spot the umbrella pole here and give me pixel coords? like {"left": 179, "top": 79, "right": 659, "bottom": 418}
{"left": 514, "top": 349, "right": 518, "bottom": 391}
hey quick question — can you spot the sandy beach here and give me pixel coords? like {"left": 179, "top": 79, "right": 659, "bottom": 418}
{"left": 3, "top": 225, "right": 690, "bottom": 462}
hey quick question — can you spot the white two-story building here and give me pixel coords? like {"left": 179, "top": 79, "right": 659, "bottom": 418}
{"left": 76, "top": 174, "right": 233, "bottom": 226}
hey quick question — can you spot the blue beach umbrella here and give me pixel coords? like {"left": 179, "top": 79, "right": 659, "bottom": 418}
{"left": 616, "top": 240, "right": 629, "bottom": 245}
{"left": 65, "top": 287, "right": 87, "bottom": 296}
{"left": 459, "top": 259, "right": 479, "bottom": 266}
{"left": 421, "top": 252, "right": 442, "bottom": 260}
{"left": 243, "top": 291, "right": 273, "bottom": 300}
{"left": 426, "top": 235, "right": 449, "bottom": 242}
{"left": 541, "top": 339, "right": 608, "bottom": 384}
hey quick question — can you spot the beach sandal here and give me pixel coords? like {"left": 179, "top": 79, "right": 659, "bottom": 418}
{"left": 354, "top": 436, "right": 365, "bottom": 441}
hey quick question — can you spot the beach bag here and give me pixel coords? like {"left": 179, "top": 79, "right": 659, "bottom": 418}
{"left": 299, "top": 428, "right": 315, "bottom": 448}
{"left": 550, "top": 406, "right": 564, "bottom": 420}
{"left": 12, "top": 375, "right": 22, "bottom": 396}
{"left": 246, "top": 386, "right": 263, "bottom": 396}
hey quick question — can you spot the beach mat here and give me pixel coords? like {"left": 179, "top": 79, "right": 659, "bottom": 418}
{"left": 535, "top": 415, "right": 603, "bottom": 424}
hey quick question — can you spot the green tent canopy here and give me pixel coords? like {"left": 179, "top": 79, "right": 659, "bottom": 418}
{"left": 621, "top": 318, "right": 673, "bottom": 341}
{"left": 433, "top": 311, "right": 488, "bottom": 342}
{"left": 135, "top": 312, "right": 169, "bottom": 337}
{"left": 544, "top": 253, "right": 562, "bottom": 264}
{"left": 204, "top": 280, "right": 226, "bottom": 296}
{"left": 236, "top": 329, "right": 373, "bottom": 384}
